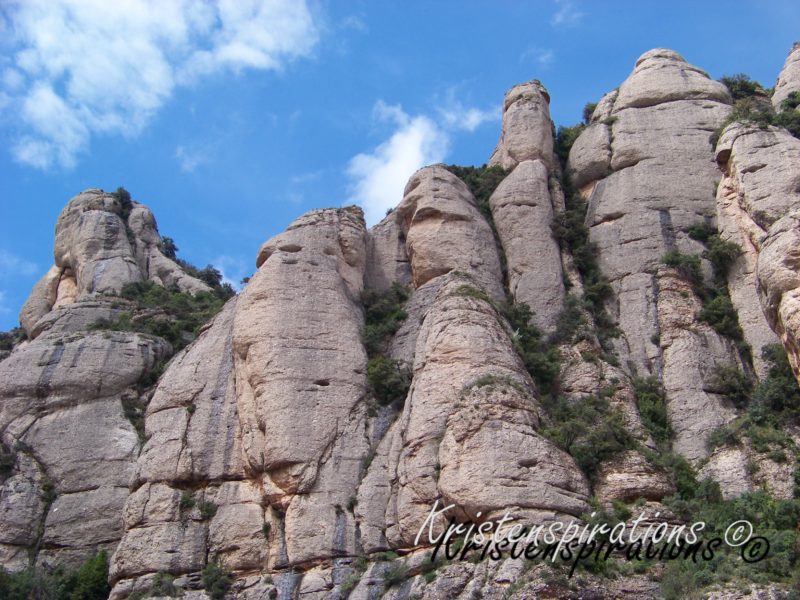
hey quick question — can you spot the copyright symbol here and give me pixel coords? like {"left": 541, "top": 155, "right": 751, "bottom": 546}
{"left": 724, "top": 520, "right": 753, "bottom": 547}
{"left": 740, "top": 537, "right": 770, "bottom": 563}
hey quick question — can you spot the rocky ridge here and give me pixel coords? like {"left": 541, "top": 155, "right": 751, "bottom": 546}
{"left": 2, "top": 46, "right": 800, "bottom": 600}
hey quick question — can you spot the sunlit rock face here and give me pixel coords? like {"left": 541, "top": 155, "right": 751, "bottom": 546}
{"left": 3, "top": 45, "right": 800, "bottom": 600}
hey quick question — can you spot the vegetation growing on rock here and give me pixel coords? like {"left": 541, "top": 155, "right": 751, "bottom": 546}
{"left": 0, "top": 551, "right": 110, "bottom": 600}
{"left": 362, "top": 282, "right": 412, "bottom": 409}
{"left": 91, "top": 280, "right": 231, "bottom": 352}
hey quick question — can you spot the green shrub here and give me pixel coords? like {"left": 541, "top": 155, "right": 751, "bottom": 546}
{"left": 582, "top": 102, "right": 598, "bottom": 124}
{"left": 41, "top": 476, "right": 57, "bottom": 505}
{"left": 340, "top": 573, "right": 360, "bottom": 593}
{"left": 179, "top": 490, "right": 195, "bottom": 511}
{"left": 150, "top": 572, "right": 181, "bottom": 597}
{"left": 121, "top": 394, "right": 147, "bottom": 444}
{"left": 367, "top": 356, "right": 411, "bottom": 407}
{"left": 443, "top": 165, "right": 507, "bottom": 216}
{"left": 707, "top": 413, "right": 796, "bottom": 459}
{"left": 555, "top": 124, "right": 585, "bottom": 164}
{"left": 703, "top": 236, "right": 740, "bottom": 275}
{"left": 711, "top": 93, "right": 800, "bottom": 145}
{"left": 551, "top": 188, "right": 619, "bottom": 347}
{"left": 633, "top": 376, "right": 672, "bottom": 444}
{"left": 0, "top": 326, "right": 24, "bottom": 354}
{"left": 498, "top": 301, "right": 561, "bottom": 395}
{"left": 420, "top": 552, "right": 444, "bottom": 576}
{"left": 382, "top": 563, "right": 409, "bottom": 589}
{"left": 0, "top": 551, "right": 110, "bottom": 600}
{"left": 698, "top": 294, "right": 743, "bottom": 341}
{"left": 541, "top": 390, "right": 635, "bottom": 482}
{"left": 0, "top": 443, "right": 15, "bottom": 479}
{"left": 685, "top": 221, "right": 717, "bottom": 243}
{"left": 372, "top": 551, "right": 398, "bottom": 562}
{"left": 662, "top": 490, "right": 800, "bottom": 595}
{"left": 774, "top": 106, "right": 800, "bottom": 138}
{"left": 754, "top": 344, "right": 800, "bottom": 418}
{"left": 199, "top": 500, "right": 218, "bottom": 521}
{"left": 647, "top": 450, "right": 698, "bottom": 500}
{"left": 782, "top": 90, "right": 800, "bottom": 111}
{"left": 708, "top": 364, "right": 752, "bottom": 409}
{"left": 160, "top": 236, "right": 178, "bottom": 260}
{"left": 454, "top": 284, "right": 492, "bottom": 303}
{"left": 92, "top": 280, "right": 231, "bottom": 353}
{"left": 464, "top": 373, "right": 524, "bottom": 394}
{"left": 678, "top": 225, "right": 747, "bottom": 345}
{"left": 201, "top": 562, "right": 232, "bottom": 600}
{"left": 69, "top": 551, "right": 110, "bottom": 600}
{"left": 719, "top": 73, "right": 768, "bottom": 101}
{"left": 361, "top": 282, "right": 410, "bottom": 356}
{"left": 112, "top": 187, "right": 133, "bottom": 222}
{"left": 551, "top": 294, "right": 589, "bottom": 345}
{"left": 660, "top": 251, "right": 703, "bottom": 290}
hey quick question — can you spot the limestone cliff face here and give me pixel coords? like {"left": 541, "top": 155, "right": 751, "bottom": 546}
{"left": 107, "top": 170, "right": 594, "bottom": 598}
{"left": 3, "top": 46, "right": 800, "bottom": 600}
{"left": 20, "top": 190, "right": 210, "bottom": 338}
{"left": 488, "top": 82, "right": 565, "bottom": 333}
{"left": 772, "top": 42, "right": 800, "bottom": 111}
{"left": 0, "top": 190, "right": 208, "bottom": 572}
{"left": 715, "top": 122, "right": 800, "bottom": 382}
{"left": 567, "top": 49, "right": 744, "bottom": 464}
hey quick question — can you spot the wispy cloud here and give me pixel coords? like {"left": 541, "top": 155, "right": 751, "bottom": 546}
{"left": 290, "top": 170, "right": 325, "bottom": 184}
{"left": 520, "top": 47, "right": 555, "bottom": 69}
{"left": 0, "top": 249, "right": 37, "bottom": 318}
{"left": 174, "top": 145, "right": 208, "bottom": 173}
{"left": 3, "top": 0, "right": 320, "bottom": 170}
{"left": 341, "top": 15, "right": 368, "bottom": 32}
{"left": 550, "top": 0, "right": 585, "bottom": 28}
{"left": 347, "top": 93, "right": 499, "bottom": 225}
{"left": 0, "top": 249, "right": 38, "bottom": 278}
{"left": 212, "top": 254, "right": 250, "bottom": 289}
{"left": 436, "top": 89, "right": 500, "bottom": 132}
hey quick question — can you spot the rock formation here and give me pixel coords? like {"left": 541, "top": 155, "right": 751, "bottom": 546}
{"left": 3, "top": 45, "right": 800, "bottom": 600}
{"left": 566, "top": 49, "right": 746, "bottom": 463}
{"left": 488, "top": 82, "right": 565, "bottom": 332}
{"left": 772, "top": 42, "right": 800, "bottom": 111}
{"left": 0, "top": 190, "right": 209, "bottom": 572}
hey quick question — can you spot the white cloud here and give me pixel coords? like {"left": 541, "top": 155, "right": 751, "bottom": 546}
{"left": 175, "top": 145, "right": 208, "bottom": 173}
{"left": 0, "top": 291, "right": 10, "bottom": 315}
{"left": 520, "top": 47, "right": 555, "bottom": 69}
{"left": 347, "top": 95, "right": 499, "bottom": 225}
{"left": 290, "top": 170, "right": 324, "bottom": 184}
{"left": 0, "top": 249, "right": 38, "bottom": 278}
{"left": 3, "top": 0, "right": 320, "bottom": 169}
{"left": 212, "top": 254, "right": 249, "bottom": 289}
{"left": 340, "top": 15, "right": 368, "bottom": 32}
{"left": 436, "top": 90, "right": 500, "bottom": 132}
{"left": 347, "top": 101, "right": 449, "bottom": 225}
{"left": 550, "top": 0, "right": 584, "bottom": 28}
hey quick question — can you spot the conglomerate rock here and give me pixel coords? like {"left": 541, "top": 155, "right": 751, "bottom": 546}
{"left": 20, "top": 189, "right": 210, "bottom": 338}
{"left": 568, "top": 49, "right": 741, "bottom": 465}
{"left": 4, "top": 45, "right": 800, "bottom": 600}
{"left": 1, "top": 188, "right": 207, "bottom": 571}
{"left": 489, "top": 80, "right": 554, "bottom": 171}
{"left": 715, "top": 122, "right": 800, "bottom": 380}
{"left": 772, "top": 42, "right": 800, "bottom": 111}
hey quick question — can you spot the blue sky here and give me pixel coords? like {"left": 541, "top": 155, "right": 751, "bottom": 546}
{"left": 0, "top": 0, "right": 797, "bottom": 330}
